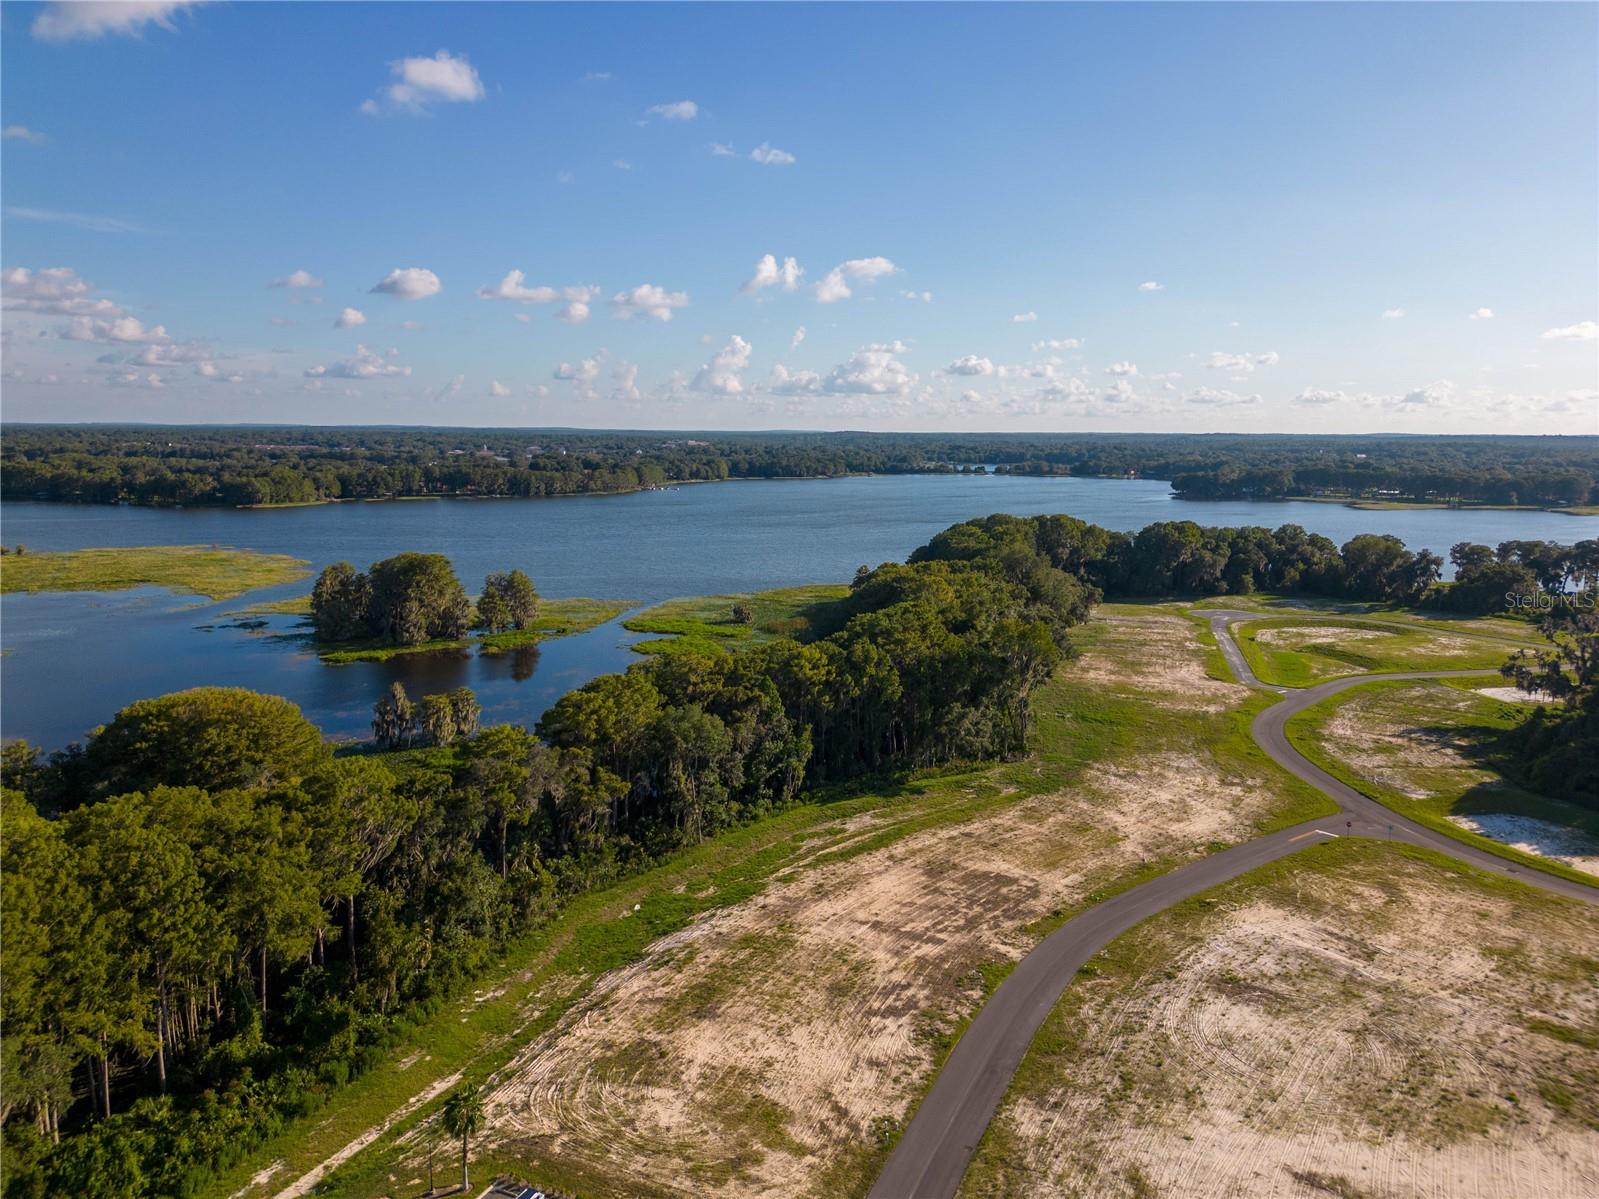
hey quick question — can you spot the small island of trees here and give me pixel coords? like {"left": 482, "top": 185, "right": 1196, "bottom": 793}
{"left": 310, "top": 553, "right": 539, "bottom": 646}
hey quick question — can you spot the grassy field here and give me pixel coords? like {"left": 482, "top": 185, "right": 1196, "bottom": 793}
{"left": 0, "top": 544, "right": 311, "bottom": 601}
{"left": 962, "top": 837, "right": 1599, "bottom": 1199}
{"left": 318, "top": 598, "right": 633, "bottom": 663}
{"left": 216, "top": 610, "right": 1334, "bottom": 1199}
{"left": 1234, "top": 615, "right": 1521, "bottom": 686}
{"left": 624, "top": 583, "right": 850, "bottom": 656}
{"left": 1285, "top": 677, "right": 1599, "bottom": 885}
{"left": 1190, "top": 592, "right": 1545, "bottom": 643}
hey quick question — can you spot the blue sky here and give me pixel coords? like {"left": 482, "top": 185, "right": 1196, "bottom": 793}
{"left": 2, "top": 1, "right": 1595, "bottom": 431}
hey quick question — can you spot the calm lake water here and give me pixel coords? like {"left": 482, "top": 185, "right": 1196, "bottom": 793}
{"left": 4, "top": 475, "right": 1595, "bottom": 750}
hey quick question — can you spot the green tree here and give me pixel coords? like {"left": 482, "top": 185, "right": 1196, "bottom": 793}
{"left": 419, "top": 693, "right": 458, "bottom": 746}
{"left": 449, "top": 687, "right": 482, "bottom": 739}
{"left": 477, "top": 569, "right": 539, "bottom": 632}
{"left": 372, "top": 682, "right": 416, "bottom": 748}
{"left": 440, "top": 1085, "right": 485, "bottom": 1192}
{"left": 731, "top": 601, "right": 755, "bottom": 625}
{"left": 309, "top": 561, "right": 371, "bottom": 641}
{"left": 366, "top": 553, "right": 471, "bottom": 644}
{"left": 81, "top": 688, "right": 329, "bottom": 799}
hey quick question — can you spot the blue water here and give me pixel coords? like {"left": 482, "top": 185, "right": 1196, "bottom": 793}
{"left": 4, "top": 475, "right": 1594, "bottom": 749}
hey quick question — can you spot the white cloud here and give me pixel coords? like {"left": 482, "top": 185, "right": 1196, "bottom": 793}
{"left": 611, "top": 363, "right": 640, "bottom": 403}
{"left": 1011, "top": 311, "right": 1038, "bottom": 323}
{"left": 769, "top": 363, "right": 822, "bottom": 395}
{"left": 304, "top": 344, "right": 411, "bottom": 379}
{"left": 790, "top": 326, "right": 807, "bottom": 351}
{"left": 612, "top": 159, "right": 632, "bottom": 171}
{"left": 5, "top": 206, "right": 148, "bottom": 234}
{"left": 610, "top": 283, "right": 689, "bottom": 321}
{"left": 268, "top": 316, "right": 296, "bottom": 328}
{"left": 109, "top": 370, "right": 167, "bottom": 389}
{"left": 32, "top": 1, "right": 203, "bottom": 42}
{"left": 1205, "top": 350, "right": 1280, "bottom": 373}
{"left": 750, "top": 142, "right": 796, "bottom": 165}
{"left": 334, "top": 307, "right": 366, "bottom": 329}
{"left": 1031, "top": 337, "right": 1081, "bottom": 352}
{"left": 65, "top": 314, "right": 170, "bottom": 345}
{"left": 371, "top": 267, "right": 442, "bottom": 300}
{"left": 742, "top": 254, "right": 803, "bottom": 294}
{"left": 1396, "top": 380, "right": 1456, "bottom": 407}
{"left": 554, "top": 357, "right": 601, "bottom": 383}
{"left": 272, "top": 269, "right": 322, "bottom": 289}
{"left": 477, "top": 270, "right": 599, "bottom": 322}
{"left": 1542, "top": 321, "right": 1597, "bottom": 342}
{"left": 900, "top": 289, "right": 933, "bottom": 303}
{"left": 1468, "top": 307, "right": 1494, "bottom": 320}
{"left": 1294, "top": 388, "right": 1356, "bottom": 406}
{"left": 1137, "top": 281, "right": 1164, "bottom": 292}
{"left": 556, "top": 170, "right": 575, "bottom": 185}
{"left": 2, "top": 126, "right": 45, "bottom": 144}
{"left": 945, "top": 355, "right": 995, "bottom": 377}
{"left": 489, "top": 379, "right": 511, "bottom": 398}
{"left": 1105, "top": 361, "right": 1138, "bottom": 377}
{"left": 1, "top": 266, "right": 123, "bottom": 317}
{"left": 1185, "top": 386, "right": 1260, "bottom": 407}
{"left": 692, "top": 335, "right": 753, "bottom": 395}
{"left": 367, "top": 50, "right": 485, "bottom": 114}
{"left": 1381, "top": 308, "right": 1405, "bottom": 319}
{"left": 824, "top": 343, "right": 916, "bottom": 395}
{"left": 709, "top": 142, "right": 737, "bottom": 157}
{"left": 815, "top": 257, "right": 898, "bottom": 303}
{"left": 647, "top": 100, "right": 699, "bottom": 121}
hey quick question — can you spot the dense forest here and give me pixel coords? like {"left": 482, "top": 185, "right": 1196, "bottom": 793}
{"left": 3, "top": 512, "right": 1593, "bottom": 1196}
{"left": 1502, "top": 609, "right": 1599, "bottom": 806}
{"left": 3, "top": 425, "right": 1594, "bottom": 508}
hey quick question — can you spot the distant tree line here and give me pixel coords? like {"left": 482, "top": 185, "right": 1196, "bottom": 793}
{"left": 4, "top": 425, "right": 1593, "bottom": 509}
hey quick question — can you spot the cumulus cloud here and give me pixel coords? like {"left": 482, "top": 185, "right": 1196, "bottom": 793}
{"left": 65, "top": 314, "right": 170, "bottom": 345}
{"left": 1, "top": 266, "right": 124, "bottom": 318}
{"left": 815, "top": 257, "right": 898, "bottom": 303}
{"left": 769, "top": 363, "right": 822, "bottom": 395}
{"left": 709, "top": 142, "right": 737, "bottom": 157}
{"left": 109, "top": 370, "right": 167, "bottom": 389}
{"left": 1294, "top": 388, "right": 1356, "bottom": 406}
{"left": 1396, "top": 380, "right": 1456, "bottom": 407}
{"left": 1205, "top": 350, "right": 1280, "bottom": 373}
{"left": 334, "top": 307, "right": 366, "bottom": 329}
{"left": 1137, "top": 281, "right": 1164, "bottom": 292}
{"left": 1468, "top": 307, "right": 1494, "bottom": 320}
{"left": 1381, "top": 308, "right": 1405, "bottom": 319}
{"left": 304, "top": 344, "right": 411, "bottom": 379}
{"left": 741, "top": 254, "right": 803, "bottom": 295}
{"left": 1542, "top": 321, "right": 1597, "bottom": 342}
{"left": 944, "top": 355, "right": 995, "bottom": 377}
{"left": 1011, "top": 311, "right": 1038, "bottom": 323}
{"left": 1031, "top": 337, "right": 1081, "bottom": 352}
{"left": 646, "top": 100, "right": 699, "bottom": 121}
{"left": 1105, "top": 361, "right": 1138, "bottom": 377}
{"left": 32, "top": 0, "right": 203, "bottom": 42}
{"left": 477, "top": 270, "right": 599, "bottom": 323}
{"left": 271, "top": 269, "right": 322, "bottom": 289}
{"left": 371, "top": 267, "right": 442, "bottom": 300}
{"left": 612, "top": 159, "right": 632, "bottom": 172}
{"left": 750, "top": 142, "right": 796, "bottom": 165}
{"left": 2, "top": 126, "right": 45, "bottom": 144}
{"left": 790, "top": 326, "right": 807, "bottom": 351}
{"left": 824, "top": 343, "right": 916, "bottom": 395}
{"left": 610, "top": 283, "right": 689, "bottom": 321}
{"left": 691, "top": 335, "right": 753, "bottom": 395}
{"left": 900, "top": 289, "right": 933, "bottom": 303}
{"left": 489, "top": 379, "right": 511, "bottom": 397}
{"left": 365, "top": 50, "right": 485, "bottom": 115}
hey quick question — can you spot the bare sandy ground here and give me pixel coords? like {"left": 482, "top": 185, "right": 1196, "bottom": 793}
{"left": 1474, "top": 686, "right": 1560, "bottom": 706}
{"left": 1321, "top": 684, "right": 1488, "bottom": 799}
{"left": 1255, "top": 625, "right": 1394, "bottom": 649}
{"left": 968, "top": 852, "right": 1599, "bottom": 1199}
{"left": 470, "top": 614, "right": 1284, "bottom": 1197}
{"left": 1447, "top": 813, "right": 1599, "bottom": 875}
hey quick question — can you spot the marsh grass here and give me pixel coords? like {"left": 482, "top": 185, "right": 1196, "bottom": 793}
{"left": 0, "top": 544, "right": 310, "bottom": 601}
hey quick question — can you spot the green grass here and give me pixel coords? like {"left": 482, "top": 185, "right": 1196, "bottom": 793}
{"left": 623, "top": 583, "right": 850, "bottom": 653}
{"left": 961, "top": 837, "right": 1599, "bottom": 1197}
{"left": 1285, "top": 678, "right": 1599, "bottom": 886}
{"left": 230, "top": 594, "right": 313, "bottom": 616}
{"left": 220, "top": 614, "right": 1332, "bottom": 1199}
{"left": 1234, "top": 616, "right": 1521, "bottom": 687}
{"left": 318, "top": 597, "right": 632, "bottom": 662}
{"left": 0, "top": 544, "right": 311, "bottom": 602}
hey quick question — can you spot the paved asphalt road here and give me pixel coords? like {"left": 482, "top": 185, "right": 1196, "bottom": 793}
{"left": 869, "top": 611, "right": 1598, "bottom": 1199}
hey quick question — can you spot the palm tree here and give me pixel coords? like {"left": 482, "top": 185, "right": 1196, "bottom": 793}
{"left": 440, "top": 1084, "right": 485, "bottom": 1194}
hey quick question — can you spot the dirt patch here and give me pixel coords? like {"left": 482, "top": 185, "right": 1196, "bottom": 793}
{"left": 1447, "top": 814, "right": 1599, "bottom": 874}
{"left": 973, "top": 852, "right": 1599, "bottom": 1199}
{"left": 1255, "top": 626, "right": 1394, "bottom": 649}
{"left": 472, "top": 617, "right": 1283, "bottom": 1196}
{"left": 1474, "top": 686, "right": 1560, "bottom": 706}
{"left": 1320, "top": 685, "right": 1485, "bottom": 799}
{"left": 1071, "top": 614, "right": 1250, "bottom": 712}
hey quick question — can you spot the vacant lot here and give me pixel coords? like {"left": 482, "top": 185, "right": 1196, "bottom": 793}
{"left": 1290, "top": 679, "right": 1599, "bottom": 877}
{"left": 963, "top": 839, "right": 1599, "bottom": 1199}
{"left": 462, "top": 612, "right": 1327, "bottom": 1198}
{"left": 1236, "top": 618, "right": 1521, "bottom": 687}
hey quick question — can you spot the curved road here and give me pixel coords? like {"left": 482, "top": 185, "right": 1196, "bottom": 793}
{"left": 869, "top": 611, "right": 1598, "bottom": 1199}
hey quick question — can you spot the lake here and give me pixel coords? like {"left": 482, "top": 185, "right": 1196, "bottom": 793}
{"left": 4, "top": 475, "right": 1595, "bottom": 750}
